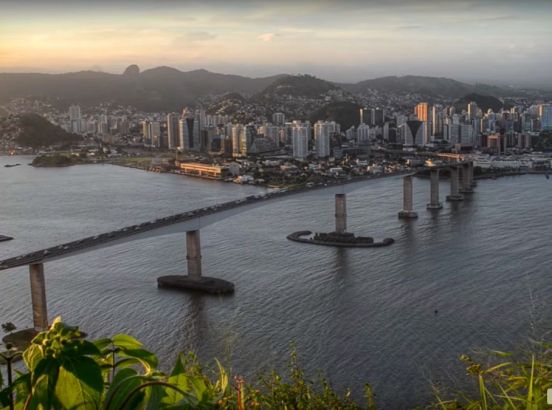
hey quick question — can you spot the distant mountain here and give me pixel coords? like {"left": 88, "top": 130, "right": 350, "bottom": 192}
{"left": 342, "top": 75, "right": 508, "bottom": 99}
{"left": 309, "top": 101, "right": 363, "bottom": 130}
{"left": 0, "top": 65, "right": 284, "bottom": 111}
{"left": 0, "top": 67, "right": 520, "bottom": 113}
{"left": 454, "top": 93, "right": 504, "bottom": 113}
{"left": 255, "top": 74, "right": 342, "bottom": 100}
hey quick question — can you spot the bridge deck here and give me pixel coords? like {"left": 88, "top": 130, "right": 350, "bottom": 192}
{"left": 0, "top": 161, "right": 470, "bottom": 271}
{"left": 0, "top": 171, "right": 421, "bottom": 271}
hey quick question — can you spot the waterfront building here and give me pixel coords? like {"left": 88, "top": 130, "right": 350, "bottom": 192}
{"left": 178, "top": 108, "right": 199, "bottom": 152}
{"left": 178, "top": 162, "right": 231, "bottom": 180}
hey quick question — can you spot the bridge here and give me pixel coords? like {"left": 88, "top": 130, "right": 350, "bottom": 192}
{"left": 0, "top": 158, "right": 475, "bottom": 332}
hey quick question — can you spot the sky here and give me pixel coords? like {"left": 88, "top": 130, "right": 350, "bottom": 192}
{"left": 1, "top": 0, "right": 551, "bottom": 85}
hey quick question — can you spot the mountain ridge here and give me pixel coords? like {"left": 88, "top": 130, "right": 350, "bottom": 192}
{"left": 0, "top": 65, "right": 518, "bottom": 112}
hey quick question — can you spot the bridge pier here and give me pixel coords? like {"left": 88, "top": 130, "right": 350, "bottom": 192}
{"left": 459, "top": 163, "right": 473, "bottom": 194}
{"left": 186, "top": 230, "right": 202, "bottom": 278}
{"left": 157, "top": 229, "right": 234, "bottom": 294}
{"left": 446, "top": 166, "right": 464, "bottom": 201}
{"left": 426, "top": 168, "right": 442, "bottom": 210}
{"left": 398, "top": 175, "right": 418, "bottom": 219}
{"left": 335, "top": 194, "right": 347, "bottom": 233}
{"left": 469, "top": 161, "right": 477, "bottom": 187}
{"left": 29, "top": 263, "right": 48, "bottom": 331}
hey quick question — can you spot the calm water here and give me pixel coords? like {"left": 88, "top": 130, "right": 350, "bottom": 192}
{"left": 1, "top": 156, "right": 551, "bottom": 408}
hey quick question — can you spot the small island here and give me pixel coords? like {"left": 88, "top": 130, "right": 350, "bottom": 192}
{"left": 287, "top": 231, "right": 394, "bottom": 248}
{"left": 31, "top": 154, "right": 80, "bottom": 167}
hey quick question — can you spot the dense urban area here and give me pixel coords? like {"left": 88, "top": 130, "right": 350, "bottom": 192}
{"left": 1, "top": 68, "right": 551, "bottom": 186}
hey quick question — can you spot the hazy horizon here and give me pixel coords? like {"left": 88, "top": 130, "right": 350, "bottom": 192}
{"left": 1, "top": 0, "right": 552, "bottom": 86}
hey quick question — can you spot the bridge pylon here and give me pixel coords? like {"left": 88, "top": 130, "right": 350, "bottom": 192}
{"left": 426, "top": 168, "right": 443, "bottom": 210}
{"left": 29, "top": 262, "right": 48, "bottom": 331}
{"left": 446, "top": 165, "right": 464, "bottom": 202}
{"left": 335, "top": 194, "right": 347, "bottom": 233}
{"left": 398, "top": 175, "right": 418, "bottom": 219}
{"left": 459, "top": 163, "right": 474, "bottom": 194}
{"left": 157, "top": 229, "right": 234, "bottom": 294}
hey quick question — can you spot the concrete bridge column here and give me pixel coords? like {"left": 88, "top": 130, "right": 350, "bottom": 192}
{"left": 29, "top": 263, "right": 48, "bottom": 331}
{"left": 427, "top": 168, "right": 442, "bottom": 210}
{"left": 469, "top": 161, "right": 477, "bottom": 187}
{"left": 446, "top": 166, "right": 464, "bottom": 201}
{"left": 186, "top": 230, "right": 202, "bottom": 279}
{"left": 335, "top": 194, "right": 347, "bottom": 234}
{"left": 398, "top": 175, "right": 418, "bottom": 219}
{"left": 459, "top": 163, "right": 473, "bottom": 194}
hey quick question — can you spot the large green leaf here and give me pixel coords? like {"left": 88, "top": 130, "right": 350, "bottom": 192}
{"left": 23, "top": 343, "right": 43, "bottom": 372}
{"left": 111, "top": 334, "right": 143, "bottom": 351}
{"left": 93, "top": 338, "right": 113, "bottom": 353}
{"left": 28, "top": 358, "right": 61, "bottom": 410}
{"left": 55, "top": 356, "right": 103, "bottom": 409}
{"left": 104, "top": 368, "right": 146, "bottom": 410}
{"left": 162, "top": 353, "right": 190, "bottom": 405}
{"left": 117, "top": 348, "right": 158, "bottom": 374}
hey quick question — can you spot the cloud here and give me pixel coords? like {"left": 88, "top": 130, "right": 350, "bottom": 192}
{"left": 173, "top": 31, "right": 217, "bottom": 43}
{"left": 257, "top": 33, "right": 275, "bottom": 42}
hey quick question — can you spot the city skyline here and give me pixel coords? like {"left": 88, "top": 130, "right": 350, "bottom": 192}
{"left": 1, "top": 0, "right": 552, "bottom": 86}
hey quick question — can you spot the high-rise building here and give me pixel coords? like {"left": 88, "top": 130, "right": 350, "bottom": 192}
{"left": 357, "top": 123, "right": 371, "bottom": 144}
{"left": 291, "top": 123, "right": 309, "bottom": 159}
{"left": 402, "top": 120, "right": 424, "bottom": 146}
{"left": 178, "top": 109, "right": 199, "bottom": 151}
{"left": 166, "top": 113, "right": 179, "bottom": 149}
{"left": 415, "top": 102, "right": 431, "bottom": 144}
{"left": 314, "top": 121, "right": 331, "bottom": 158}
{"left": 142, "top": 120, "right": 152, "bottom": 145}
{"left": 415, "top": 103, "right": 429, "bottom": 122}
{"left": 431, "top": 105, "right": 444, "bottom": 137}
{"left": 359, "top": 108, "right": 369, "bottom": 125}
{"left": 467, "top": 101, "right": 478, "bottom": 122}
{"left": 371, "top": 108, "right": 385, "bottom": 126}
{"left": 231, "top": 124, "right": 243, "bottom": 157}
{"left": 539, "top": 104, "right": 552, "bottom": 130}
{"left": 68, "top": 105, "right": 82, "bottom": 134}
{"left": 272, "top": 112, "right": 285, "bottom": 126}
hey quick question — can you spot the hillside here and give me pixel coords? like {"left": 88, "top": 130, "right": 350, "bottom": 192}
{"left": 0, "top": 66, "right": 284, "bottom": 112}
{"left": 342, "top": 75, "right": 508, "bottom": 99}
{"left": 454, "top": 93, "right": 504, "bottom": 113}
{"left": 256, "top": 74, "right": 342, "bottom": 100}
{"left": 14, "top": 113, "right": 81, "bottom": 148}
{"left": 309, "top": 101, "right": 363, "bottom": 130}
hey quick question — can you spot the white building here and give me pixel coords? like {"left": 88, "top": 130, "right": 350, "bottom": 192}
{"left": 357, "top": 123, "right": 371, "bottom": 144}
{"left": 291, "top": 124, "right": 309, "bottom": 159}
{"left": 314, "top": 120, "right": 331, "bottom": 158}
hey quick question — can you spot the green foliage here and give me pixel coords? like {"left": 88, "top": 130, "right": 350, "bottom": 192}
{"left": 0, "top": 317, "right": 363, "bottom": 409}
{"left": 1, "top": 323, "right": 16, "bottom": 334}
{"left": 31, "top": 154, "right": 76, "bottom": 167}
{"left": 431, "top": 344, "right": 552, "bottom": 409}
